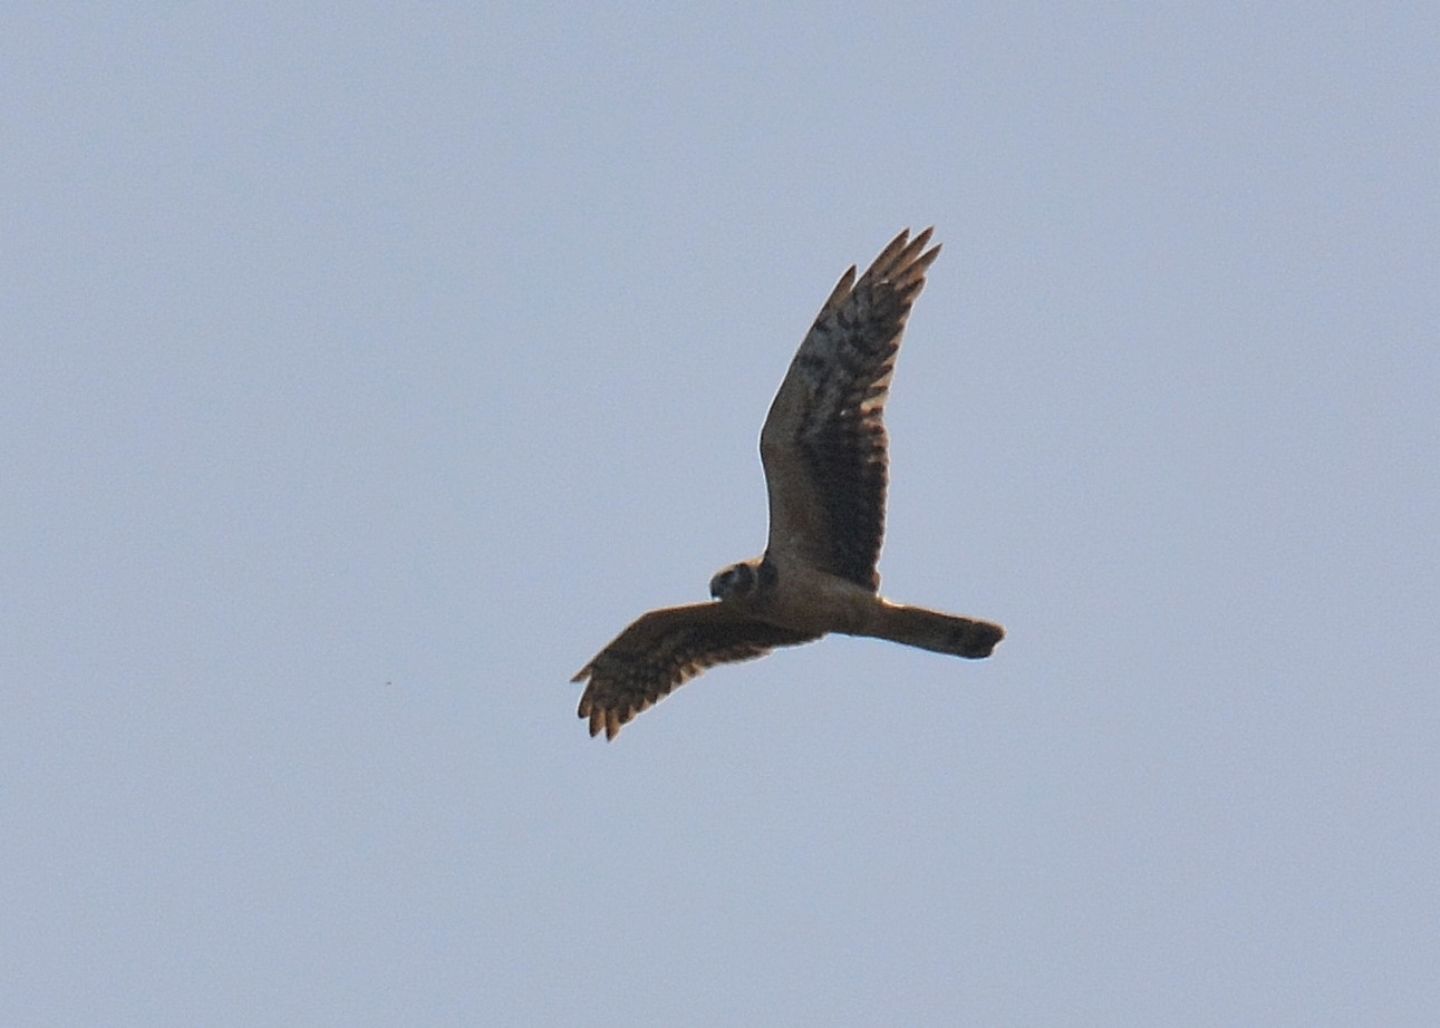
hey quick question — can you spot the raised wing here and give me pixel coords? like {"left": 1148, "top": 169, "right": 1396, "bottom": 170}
{"left": 572, "top": 603, "right": 819, "bottom": 740}
{"left": 759, "top": 228, "right": 940, "bottom": 591}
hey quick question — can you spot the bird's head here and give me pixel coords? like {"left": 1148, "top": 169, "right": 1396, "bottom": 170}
{"left": 710, "top": 559, "right": 759, "bottom": 602}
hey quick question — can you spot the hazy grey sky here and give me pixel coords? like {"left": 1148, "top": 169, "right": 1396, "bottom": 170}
{"left": 5, "top": 4, "right": 1437, "bottom": 1024}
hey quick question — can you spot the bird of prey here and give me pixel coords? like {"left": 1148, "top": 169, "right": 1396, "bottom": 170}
{"left": 572, "top": 228, "right": 1004, "bottom": 740}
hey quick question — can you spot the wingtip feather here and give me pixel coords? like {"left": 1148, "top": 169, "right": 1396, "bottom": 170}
{"left": 820, "top": 265, "right": 858, "bottom": 310}
{"left": 865, "top": 229, "right": 914, "bottom": 281}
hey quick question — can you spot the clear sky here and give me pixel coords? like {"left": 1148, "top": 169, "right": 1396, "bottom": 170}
{"left": 5, "top": 4, "right": 1437, "bottom": 1024}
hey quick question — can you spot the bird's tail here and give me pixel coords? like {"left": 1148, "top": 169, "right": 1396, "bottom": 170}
{"left": 859, "top": 601, "right": 1004, "bottom": 659}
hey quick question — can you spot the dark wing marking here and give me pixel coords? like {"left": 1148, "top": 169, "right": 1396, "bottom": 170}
{"left": 760, "top": 228, "right": 940, "bottom": 590}
{"left": 571, "top": 603, "right": 819, "bottom": 740}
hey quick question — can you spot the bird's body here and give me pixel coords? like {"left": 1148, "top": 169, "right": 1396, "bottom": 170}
{"left": 714, "top": 557, "right": 875, "bottom": 636}
{"left": 573, "top": 228, "right": 1003, "bottom": 740}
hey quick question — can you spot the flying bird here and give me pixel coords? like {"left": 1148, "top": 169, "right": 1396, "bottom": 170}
{"left": 572, "top": 228, "right": 1004, "bottom": 739}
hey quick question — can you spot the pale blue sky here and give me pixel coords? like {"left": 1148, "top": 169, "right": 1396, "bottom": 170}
{"left": 4, "top": 4, "right": 1437, "bottom": 1024}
